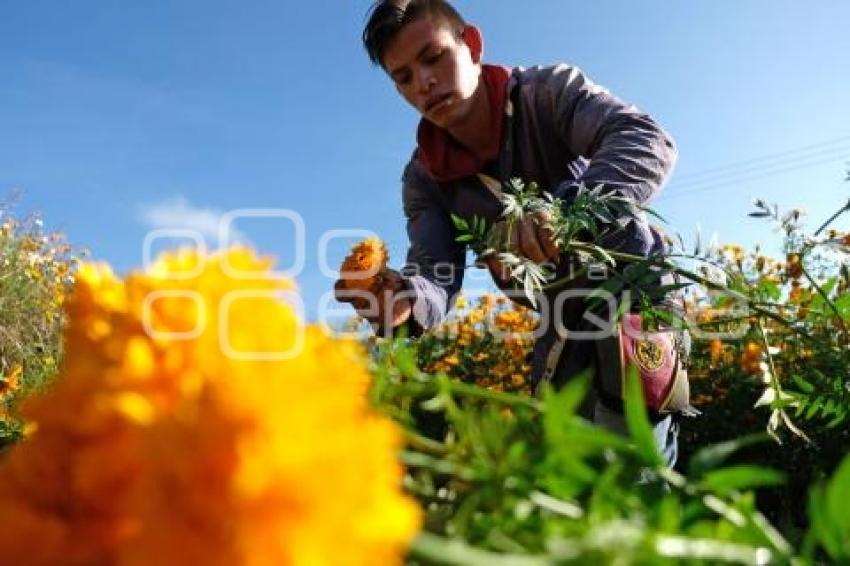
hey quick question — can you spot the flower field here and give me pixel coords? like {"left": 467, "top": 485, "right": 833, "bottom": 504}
{"left": 0, "top": 197, "right": 849, "bottom": 565}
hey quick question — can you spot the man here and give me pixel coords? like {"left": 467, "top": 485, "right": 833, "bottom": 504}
{"left": 338, "top": 0, "right": 680, "bottom": 464}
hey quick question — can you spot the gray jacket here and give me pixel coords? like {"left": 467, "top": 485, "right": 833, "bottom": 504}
{"left": 400, "top": 64, "right": 678, "bottom": 331}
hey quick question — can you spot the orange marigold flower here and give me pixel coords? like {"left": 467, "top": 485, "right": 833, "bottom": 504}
{"left": 0, "top": 365, "right": 22, "bottom": 398}
{"left": 0, "top": 247, "right": 420, "bottom": 565}
{"left": 339, "top": 238, "right": 389, "bottom": 292}
{"left": 709, "top": 339, "right": 724, "bottom": 367}
{"left": 786, "top": 253, "right": 803, "bottom": 280}
{"left": 740, "top": 342, "right": 763, "bottom": 375}
{"left": 789, "top": 285, "right": 805, "bottom": 304}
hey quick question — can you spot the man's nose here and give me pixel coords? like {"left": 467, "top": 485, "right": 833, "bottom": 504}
{"left": 416, "top": 68, "right": 436, "bottom": 94}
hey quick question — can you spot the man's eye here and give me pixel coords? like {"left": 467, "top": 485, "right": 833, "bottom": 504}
{"left": 425, "top": 50, "right": 443, "bottom": 64}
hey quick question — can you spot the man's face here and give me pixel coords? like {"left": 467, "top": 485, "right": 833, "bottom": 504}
{"left": 382, "top": 17, "right": 482, "bottom": 130}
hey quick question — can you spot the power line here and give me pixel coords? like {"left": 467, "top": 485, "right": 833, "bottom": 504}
{"left": 667, "top": 144, "right": 850, "bottom": 192}
{"left": 659, "top": 151, "right": 850, "bottom": 201}
{"left": 670, "top": 134, "right": 850, "bottom": 184}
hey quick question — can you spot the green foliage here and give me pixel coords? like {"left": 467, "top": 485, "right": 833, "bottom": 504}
{"left": 804, "top": 455, "right": 850, "bottom": 563}
{"left": 387, "top": 185, "right": 850, "bottom": 563}
{"left": 369, "top": 339, "right": 807, "bottom": 565}
{"left": 453, "top": 180, "right": 634, "bottom": 307}
{"left": 0, "top": 211, "right": 77, "bottom": 448}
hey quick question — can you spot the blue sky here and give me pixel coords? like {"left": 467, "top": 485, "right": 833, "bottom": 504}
{"left": 2, "top": 0, "right": 849, "bottom": 320}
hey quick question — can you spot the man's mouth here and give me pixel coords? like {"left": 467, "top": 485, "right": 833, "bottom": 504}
{"left": 424, "top": 93, "right": 454, "bottom": 114}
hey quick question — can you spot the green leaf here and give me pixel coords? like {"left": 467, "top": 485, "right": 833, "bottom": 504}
{"left": 623, "top": 365, "right": 664, "bottom": 468}
{"left": 586, "top": 277, "right": 625, "bottom": 304}
{"left": 687, "top": 433, "right": 772, "bottom": 477}
{"left": 523, "top": 279, "right": 536, "bottom": 307}
{"left": 808, "top": 455, "right": 850, "bottom": 560}
{"left": 805, "top": 399, "right": 823, "bottom": 420}
{"left": 823, "top": 398, "right": 837, "bottom": 416}
{"left": 825, "top": 412, "right": 847, "bottom": 429}
{"left": 693, "top": 226, "right": 702, "bottom": 256}
{"left": 756, "top": 278, "right": 782, "bottom": 301}
{"left": 809, "top": 277, "right": 838, "bottom": 310}
{"left": 825, "top": 454, "right": 850, "bottom": 535}
{"left": 834, "top": 292, "right": 850, "bottom": 319}
{"left": 808, "top": 483, "right": 841, "bottom": 559}
{"left": 640, "top": 205, "right": 669, "bottom": 224}
{"left": 701, "top": 465, "right": 786, "bottom": 494}
{"left": 542, "top": 373, "right": 591, "bottom": 422}
{"left": 451, "top": 213, "right": 469, "bottom": 231}
{"left": 790, "top": 374, "right": 815, "bottom": 394}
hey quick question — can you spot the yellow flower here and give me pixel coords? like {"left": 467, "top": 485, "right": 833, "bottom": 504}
{"left": 0, "top": 247, "right": 419, "bottom": 565}
{"left": 0, "top": 365, "right": 22, "bottom": 398}
{"left": 721, "top": 244, "right": 744, "bottom": 266}
{"left": 421, "top": 293, "right": 536, "bottom": 395}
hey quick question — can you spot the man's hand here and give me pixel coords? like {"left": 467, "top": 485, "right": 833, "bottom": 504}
{"left": 518, "top": 210, "right": 560, "bottom": 263}
{"left": 485, "top": 211, "right": 560, "bottom": 284}
{"left": 334, "top": 269, "right": 413, "bottom": 330}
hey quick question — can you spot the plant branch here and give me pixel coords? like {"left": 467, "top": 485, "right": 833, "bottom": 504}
{"left": 814, "top": 198, "right": 850, "bottom": 236}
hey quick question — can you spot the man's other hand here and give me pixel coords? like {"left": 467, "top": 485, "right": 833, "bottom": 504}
{"left": 334, "top": 269, "right": 413, "bottom": 330}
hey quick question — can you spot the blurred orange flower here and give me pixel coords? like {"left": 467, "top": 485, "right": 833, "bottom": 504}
{"left": 0, "top": 247, "right": 420, "bottom": 566}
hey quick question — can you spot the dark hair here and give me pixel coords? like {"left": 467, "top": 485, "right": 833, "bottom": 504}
{"left": 362, "top": 0, "right": 466, "bottom": 68}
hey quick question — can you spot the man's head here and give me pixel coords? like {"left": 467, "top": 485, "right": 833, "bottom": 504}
{"left": 362, "top": 0, "right": 485, "bottom": 131}
{"left": 362, "top": 0, "right": 466, "bottom": 68}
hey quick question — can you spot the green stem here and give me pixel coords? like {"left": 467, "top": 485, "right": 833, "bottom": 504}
{"left": 408, "top": 532, "right": 553, "bottom": 566}
{"left": 391, "top": 380, "right": 543, "bottom": 411}
{"left": 399, "top": 451, "right": 478, "bottom": 482}
{"left": 541, "top": 266, "right": 588, "bottom": 293}
{"left": 404, "top": 429, "right": 449, "bottom": 456}
{"left": 799, "top": 263, "right": 847, "bottom": 343}
{"left": 755, "top": 320, "right": 780, "bottom": 391}
{"left": 814, "top": 198, "right": 850, "bottom": 236}
{"left": 755, "top": 320, "right": 811, "bottom": 444}
{"left": 546, "top": 242, "right": 819, "bottom": 345}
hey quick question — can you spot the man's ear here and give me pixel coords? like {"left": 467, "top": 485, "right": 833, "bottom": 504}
{"left": 462, "top": 25, "right": 483, "bottom": 63}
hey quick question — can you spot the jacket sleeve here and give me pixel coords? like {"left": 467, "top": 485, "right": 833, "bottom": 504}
{"left": 399, "top": 158, "right": 466, "bottom": 330}
{"left": 543, "top": 64, "right": 678, "bottom": 206}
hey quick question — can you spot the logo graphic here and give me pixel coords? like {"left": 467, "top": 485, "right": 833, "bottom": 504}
{"left": 634, "top": 340, "right": 665, "bottom": 372}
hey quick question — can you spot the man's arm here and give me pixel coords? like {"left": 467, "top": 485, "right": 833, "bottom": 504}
{"left": 541, "top": 64, "right": 677, "bottom": 205}
{"left": 400, "top": 158, "right": 467, "bottom": 330}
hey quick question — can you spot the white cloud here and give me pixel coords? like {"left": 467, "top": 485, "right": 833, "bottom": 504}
{"left": 137, "top": 195, "right": 248, "bottom": 244}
